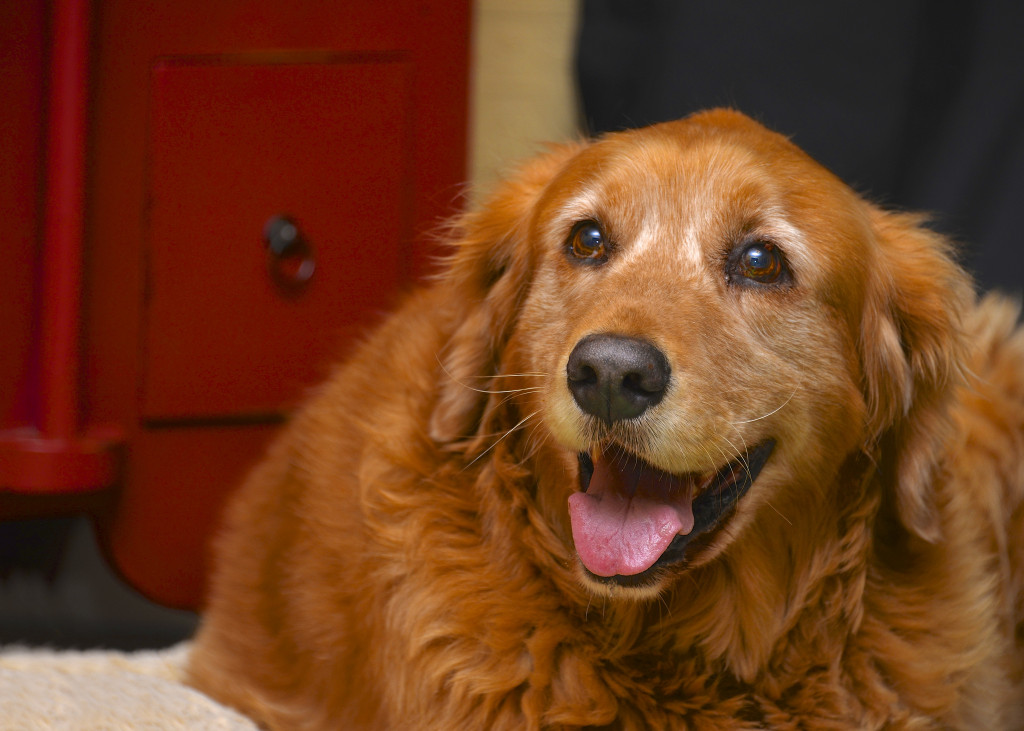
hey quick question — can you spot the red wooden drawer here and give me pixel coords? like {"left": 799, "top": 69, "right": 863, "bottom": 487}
{"left": 142, "top": 58, "right": 413, "bottom": 420}
{"left": 106, "top": 424, "right": 281, "bottom": 608}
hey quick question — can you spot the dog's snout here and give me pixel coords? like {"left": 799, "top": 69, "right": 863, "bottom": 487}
{"left": 566, "top": 334, "right": 670, "bottom": 423}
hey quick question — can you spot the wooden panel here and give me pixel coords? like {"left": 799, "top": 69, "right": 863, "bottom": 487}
{"left": 82, "top": 0, "right": 471, "bottom": 431}
{"left": 103, "top": 425, "right": 280, "bottom": 609}
{"left": 0, "top": 0, "right": 47, "bottom": 431}
{"left": 141, "top": 58, "right": 412, "bottom": 419}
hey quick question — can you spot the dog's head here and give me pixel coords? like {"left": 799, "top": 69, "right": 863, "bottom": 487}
{"left": 431, "top": 109, "right": 971, "bottom": 599}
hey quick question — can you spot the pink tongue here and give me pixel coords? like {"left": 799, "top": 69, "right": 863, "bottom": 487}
{"left": 569, "top": 448, "right": 696, "bottom": 577}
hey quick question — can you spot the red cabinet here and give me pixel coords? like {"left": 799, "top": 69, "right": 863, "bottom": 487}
{"left": 0, "top": 0, "right": 470, "bottom": 609}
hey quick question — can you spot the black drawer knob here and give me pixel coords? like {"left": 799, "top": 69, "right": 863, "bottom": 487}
{"left": 263, "top": 215, "right": 315, "bottom": 293}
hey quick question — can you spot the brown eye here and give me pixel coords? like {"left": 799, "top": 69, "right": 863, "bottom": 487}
{"left": 568, "top": 221, "right": 608, "bottom": 263}
{"left": 738, "top": 241, "right": 785, "bottom": 283}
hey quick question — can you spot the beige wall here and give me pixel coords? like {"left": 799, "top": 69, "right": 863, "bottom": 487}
{"left": 469, "top": 0, "right": 581, "bottom": 198}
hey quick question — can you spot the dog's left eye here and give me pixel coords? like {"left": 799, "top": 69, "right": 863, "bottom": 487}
{"left": 734, "top": 240, "right": 787, "bottom": 285}
{"left": 567, "top": 221, "right": 609, "bottom": 263}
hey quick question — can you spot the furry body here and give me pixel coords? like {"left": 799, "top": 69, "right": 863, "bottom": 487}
{"left": 189, "top": 110, "right": 1024, "bottom": 729}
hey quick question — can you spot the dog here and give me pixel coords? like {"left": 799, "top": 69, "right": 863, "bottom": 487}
{"left": 188, "top": 109, "right": 1024, "bottom": 729}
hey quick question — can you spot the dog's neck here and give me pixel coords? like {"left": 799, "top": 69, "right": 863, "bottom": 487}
{"left": 706, "top": 452, "right": 880, "bottom": 682}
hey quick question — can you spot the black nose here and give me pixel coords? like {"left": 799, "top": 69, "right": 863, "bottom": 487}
{"left": 566, "top": 334, "right": 671, "bottom": 424}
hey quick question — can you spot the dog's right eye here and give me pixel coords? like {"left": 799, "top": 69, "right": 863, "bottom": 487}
{"left": 567, "top": 221, "right": 609, "bottom": 264}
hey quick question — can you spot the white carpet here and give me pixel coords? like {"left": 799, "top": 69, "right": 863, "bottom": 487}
{"left": 0, "top": 643, "right": 258, "bottom": 730}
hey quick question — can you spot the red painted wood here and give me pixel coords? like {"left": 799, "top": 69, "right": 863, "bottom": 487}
{"left": 38, "top": 0, "right": 90, "bottom": 440}
{"left": 0, "top": 0, "right": 45, "bottom": 434}
{"left": 1, "top": 0, "right": 470, "bottom": 607}
{"left": 89, "top": 0, "right": 470, "bottom": 607}
{"left": 81, "top": 0, "right": 471, "bottom": 432}
{"left": 142, "top": 58, "right": 412, "bottom": 419}
{"left": 0, "top": 0, "right": 124, "bottom": 497}
{"left": 0, "top": 427, "right": 121, "bottom": 494}
{"left": 103, "top": 425, "right": 280, "bottom": 609}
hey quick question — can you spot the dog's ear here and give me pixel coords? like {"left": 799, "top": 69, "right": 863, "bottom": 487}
{"left": 428, "top": 143, "right": 583, "bottom": 444}
{"left": 860, "top": 208, "right": 973, "bottom": 541}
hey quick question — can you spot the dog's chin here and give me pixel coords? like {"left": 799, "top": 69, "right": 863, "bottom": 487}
{"left": 576, "top": 564, "right": 676, "bottom": 601}
{"left": 569, "top": 440, "right": 776, "bottom": 600}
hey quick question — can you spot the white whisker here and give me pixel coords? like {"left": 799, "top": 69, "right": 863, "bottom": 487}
{"left": 464, "top": 410, "right": 540, "bottom": 470}
{"left": 494, "top": 388, "right": 544, "bottom": 408}
{"left": 765, "top": 500, "right": 793, "bottom": 526}
{"left": 488, "top": 372, "right": 551, "bottom": 378}
{"left": 731, "top": 389, "right": 797, "bottom": 425}
{"left": 718, "top": 433, "right": 750, "bottom": 475}
{"left": 462, "top": 384, "right": 544, "bottom": 396}
{"left": 518, "top": 417, "right": 550, "bottom": 464}
{"left": 697, "top": 441, "right": 720, "bottom": 477}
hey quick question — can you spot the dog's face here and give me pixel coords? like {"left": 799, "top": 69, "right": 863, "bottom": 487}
{"left": 434, "top": 110, "right": 967, "bottom": 600}
{"left": 514, "top": 114, "right": 875, "bottom": 597}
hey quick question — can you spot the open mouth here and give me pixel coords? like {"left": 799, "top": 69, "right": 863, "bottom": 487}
{"left": 568, "top": 439, "right": 775, "bottom": 586}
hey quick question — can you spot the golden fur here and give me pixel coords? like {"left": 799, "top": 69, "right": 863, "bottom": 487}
{"left": 189, "top": 110, "right": 1024, "bottom": 729}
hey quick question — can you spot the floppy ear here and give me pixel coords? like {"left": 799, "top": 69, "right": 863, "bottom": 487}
{"left": 860, "top": 208, "right": 973, "bottom": 541}
{"left": 428, "top": 142, "right": 584, "bottom": 444}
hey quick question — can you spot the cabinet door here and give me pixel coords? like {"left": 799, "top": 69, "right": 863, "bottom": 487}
{"left": 142, "top": 58, "right": 413, "bottom": 421}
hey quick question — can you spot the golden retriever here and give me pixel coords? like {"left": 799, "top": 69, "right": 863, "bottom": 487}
{"left": 188, "top": 109, "right": 1024, "bottom": 729}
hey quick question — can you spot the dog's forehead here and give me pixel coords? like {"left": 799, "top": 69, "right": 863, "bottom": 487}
{"left": 545, "top": 130, "right": 806, "bottom": 247}
{"left": 590, "top": 124, "right": 820, "bottom": 210}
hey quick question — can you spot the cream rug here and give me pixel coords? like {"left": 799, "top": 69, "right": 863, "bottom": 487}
{"left": 0, "top": 643, "right": 257, "bottom": 730}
